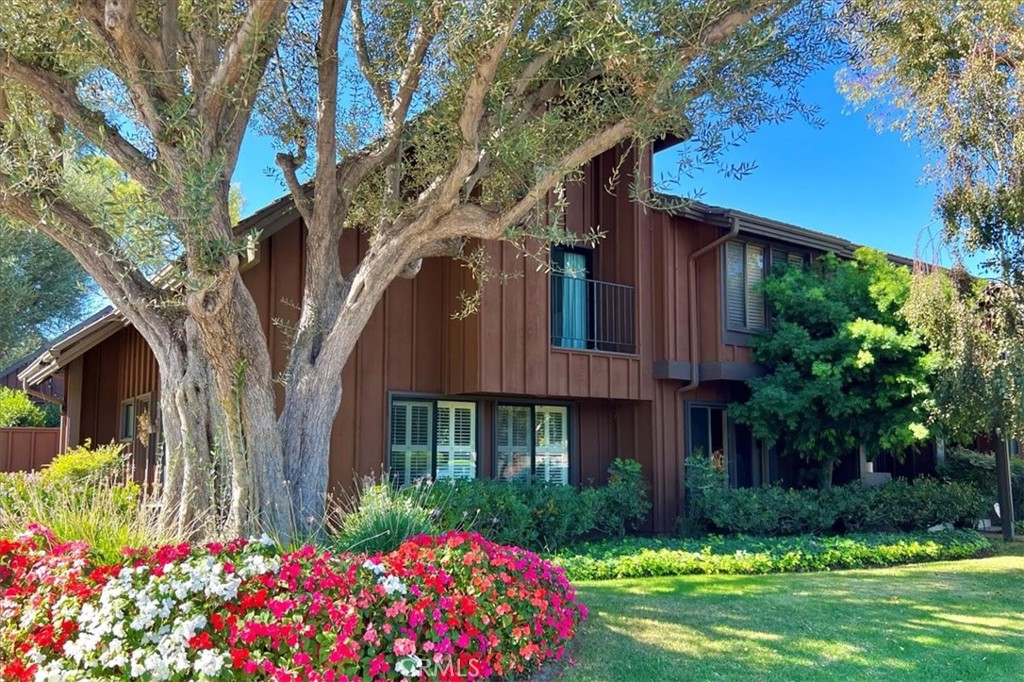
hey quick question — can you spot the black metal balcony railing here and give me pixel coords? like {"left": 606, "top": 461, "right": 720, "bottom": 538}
{"left": 550, "top": 273, "right": 636, "bottom": 354}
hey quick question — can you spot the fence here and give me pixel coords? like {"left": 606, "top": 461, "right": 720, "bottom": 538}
{"left": 0, "top": 427, "right": 62, "bottom": 473}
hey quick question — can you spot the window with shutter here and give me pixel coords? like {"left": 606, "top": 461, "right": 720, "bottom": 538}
{"left": 497, "top": 405, "right": 532, "bottom": 482}
{"left": 496, "top": 404, "right": 570, "bottom": 485}
{"left": 725, "top": 241, "right": 767, "bottom": 331}
{"left": 744, "top": 244, "right": 765, "bottom": 330}
{"left": 390, "top": 400, "right": 433, "bottom": 485}
{"left": 535, "top": 406, "right": 569, "bottom": 484}
{"left": 726, "top": 242, "right": 746, "bottom": 329}
{"left": 436, "top": 401, "right": 477, "bottom": 481}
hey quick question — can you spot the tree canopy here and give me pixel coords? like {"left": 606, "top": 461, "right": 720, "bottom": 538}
{"left": 731, "top": 249, "right": 931, "bottom": 485}
{"left": 0, "top": 218, "right": 89, "bottom": 368}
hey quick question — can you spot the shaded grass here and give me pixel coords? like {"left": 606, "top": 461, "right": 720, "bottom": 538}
{"left": 562, "top": 546, "right": 1024, "bottom": 681}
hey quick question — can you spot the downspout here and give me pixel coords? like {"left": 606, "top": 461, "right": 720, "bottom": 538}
{"left": 676, "top": 214, "right": 741, "bottom": 401}
{"left": 675, "top": 214, "right": 739, "bottom": 522}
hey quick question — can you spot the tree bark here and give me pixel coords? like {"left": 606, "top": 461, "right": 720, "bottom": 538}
{"left": 995, "top": 435, "right": 1016, "bottom": 541}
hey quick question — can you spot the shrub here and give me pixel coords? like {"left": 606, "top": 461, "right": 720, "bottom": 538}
{"left": 40, "top": 441, "right": 125, "bottom": 485}
{"left": 332, "top": 477, "right": 436, "bottom": 554}
{"left": 549, "top": 530, "right": 991, "bottom": 581}
{"left": 0, "top": 387, "right": 46, "bottom": 427}
{"left": 415, "top": 458, "right": 651, "bottom": 551}
{"left": 690, "top": 475, "right": 988, "bottom": 536}
{"left": 591, "top": 458, "right": 651, "bottom": 537}
{"left": 0, "top": 443, "right": 165, "bottom": 564}
{"left": 938, "top": 447, "right": 1024, "bottom": 521}
{"left": 1, "top": 527, "right": 586, "bottom": 682}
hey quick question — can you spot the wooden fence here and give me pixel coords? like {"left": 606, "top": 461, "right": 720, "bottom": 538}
{"left": 0, "top": 427, "right": 62, "bottom": 473}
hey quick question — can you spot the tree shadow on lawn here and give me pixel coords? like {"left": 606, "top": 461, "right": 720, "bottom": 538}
{"left": 558, "top": 561, "right": 1024, "bottom": 682}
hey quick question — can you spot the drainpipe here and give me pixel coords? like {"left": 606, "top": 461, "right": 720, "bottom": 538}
{"left": 675, "top": 214, "right": 741, "bottom": 401}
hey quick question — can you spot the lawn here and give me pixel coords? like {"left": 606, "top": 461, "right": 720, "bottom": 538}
{"left": 561, "top": 542, "right": 1024, "bottom": 682}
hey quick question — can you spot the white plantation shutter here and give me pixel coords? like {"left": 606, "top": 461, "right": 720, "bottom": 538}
{"left": 390, "top": 401, "right": 432, "bottom": 485}
{"left": 535, "top": 406, "right": 569, "bottom": 484}
{"left": 788, "top": 252, "right": 805, "bottom": 267}
{"left": 435, "top": 401, "right": 477, "bottom": 480}
{"left": 744, "top": 244, "right": 766, "bottom": 330}
{"left": 497, "top": 405, "right": 532, "bottom": 482}
{"left": 726, "top": 242, "right": 746, "bottom": 329}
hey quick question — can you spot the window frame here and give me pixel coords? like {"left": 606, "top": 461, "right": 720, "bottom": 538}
{"left": 493, "top": 400, "right": 575, "bottom": 486}
{"left": 722, "top": 239, "right": 809, "bottom": 346}
{"left": 119, "top": 398, "right": 136, "bottom": 442}
{"left": 387, "top": 394, "right": 481, "bottom": 484}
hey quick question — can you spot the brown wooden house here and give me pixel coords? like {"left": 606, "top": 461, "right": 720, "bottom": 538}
{"left": 18, "top": 146, "right": 909, "bottom": 531}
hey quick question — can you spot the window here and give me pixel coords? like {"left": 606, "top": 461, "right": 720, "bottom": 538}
{"left": 120, "top": 399, "right": 136, "bottom": 441}
{"left": 726, "top": 241, "right": 809, "bottom": 333}
{"left": 496, "top": 404, "right": 570, "bottom": 484}
{"left": 725, "top": 241, "right": 766, "bottom": 331}
{"left": 389, "top": 398, "right": 477, "bottom": 485}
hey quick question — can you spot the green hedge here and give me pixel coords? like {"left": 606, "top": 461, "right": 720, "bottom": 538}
{"left": 413, "top": 458, "right": 650, "bottom": 551}
{"left": 0, "top": 387, "right": 47, "bottom": 427}
{"left": 549, "top": 531, "right": 991, "bottom": 581}
{"left": 938, "top": 448, "right": 1024, "bottom": 521}
{"left": 686, "top": 454, "right": 989, "bottom": 536}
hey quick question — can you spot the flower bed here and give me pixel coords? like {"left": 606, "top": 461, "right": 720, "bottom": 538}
{"left": 1, "top": 525, "right": 586, "bottom": 681}
{"left": 549, "top": 530, "right": 991, "bottom": 581}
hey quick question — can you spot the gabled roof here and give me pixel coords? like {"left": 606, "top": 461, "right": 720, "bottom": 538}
{"left": 18, "top": 307, "right": 124, "bottom": 387}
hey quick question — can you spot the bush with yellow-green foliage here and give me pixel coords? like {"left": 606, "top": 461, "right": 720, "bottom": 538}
{"left": 0, "top": 442, "right": 175, "bottom": 562}
{"left": 0, "top": 386, "right": 47, "bottom": 427}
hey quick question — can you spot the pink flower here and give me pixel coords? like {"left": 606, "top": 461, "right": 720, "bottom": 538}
{"left": 393, "top": 637, "right": 416, "bottom": 657}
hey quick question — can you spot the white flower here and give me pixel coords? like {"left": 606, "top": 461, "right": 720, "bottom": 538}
{"left": 379, "top": 574, "right": 408, "bottom": 595}
{"left": 193, "top": 650, "right": 227, "bottom": 677}
{"left": 362, "top": 559, "right": 387, "bottom": 575}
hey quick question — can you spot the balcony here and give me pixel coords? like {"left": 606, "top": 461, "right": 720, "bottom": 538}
{"left": 550, "top": 273, "right": 636, "bottom": 354}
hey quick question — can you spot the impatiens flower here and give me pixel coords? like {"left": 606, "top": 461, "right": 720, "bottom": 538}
{"left": 1, "top": 528, "right": 585, "bottom": 682}
{"left": 393, "top": 637, "right": 416, "bottom": 657}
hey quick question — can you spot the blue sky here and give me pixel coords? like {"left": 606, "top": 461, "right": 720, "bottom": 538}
{"left": 233, "top": 66, "right": 948, "bottom": 264}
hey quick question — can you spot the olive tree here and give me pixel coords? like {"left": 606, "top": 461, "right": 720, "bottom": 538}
{"left": 0, "top": 0, "right": 834, "bottom": 539}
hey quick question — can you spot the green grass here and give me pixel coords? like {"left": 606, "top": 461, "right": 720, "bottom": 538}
{"left": 562, "top": 541, "right": 1024, "bottom": 682}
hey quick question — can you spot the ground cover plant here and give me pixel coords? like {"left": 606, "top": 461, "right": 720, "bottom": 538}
{"left": 549, "top": 531, "right": 991, "bottom": 581}
{"left": 0, "top": 526, "right": 585, "bottom": 681}
{"left": 560, "top": 543, "right": 1024, "bottom": 681}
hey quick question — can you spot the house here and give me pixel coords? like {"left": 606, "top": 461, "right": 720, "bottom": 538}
{"left": 17, "top": 146, "right": 916, "bottom": 531}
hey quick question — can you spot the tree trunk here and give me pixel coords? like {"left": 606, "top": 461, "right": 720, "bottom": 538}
{"left": 188, "top": 275, "right": 294, "bottom": 541}
{"left": 995, "top": 435, "right": 1016, "bottom": 542}
{"left": 819, "top": 459, "right": 835, "bottom": 489}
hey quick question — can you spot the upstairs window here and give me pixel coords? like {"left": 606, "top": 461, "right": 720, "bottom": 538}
{"left": 550, "top": 247, "right": 591, "bottom": 349}
{"left": 725, "top": 241, "right": 766, "bottom": 332}
{"left": 389, "top": 398, "right": 477, "bottom": 485}
{"left": 726, "top": 241, "right": 809, "bottom": 334}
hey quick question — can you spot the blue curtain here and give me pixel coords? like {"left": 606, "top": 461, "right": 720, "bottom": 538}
{"left": 562, "top": 251, "right": 587, "bottom": 348}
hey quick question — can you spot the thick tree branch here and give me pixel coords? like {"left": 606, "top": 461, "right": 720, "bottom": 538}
{"left": 0, "top": 51, "right": 163, "bottom": 191}
{"left": 0, "top": 179, "right": 173, "bottom": 342}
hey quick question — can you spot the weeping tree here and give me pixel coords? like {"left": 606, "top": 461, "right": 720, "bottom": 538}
{"left": 905, "top": 268, "right": 1021, "bottom": 539}
{"left": 0, "top": 0, "right": 834, "bottom": 540}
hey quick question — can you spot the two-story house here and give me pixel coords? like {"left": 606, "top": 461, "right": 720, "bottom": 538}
{"left": 18, "top": 145, "right": 910, "bottom": 531}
